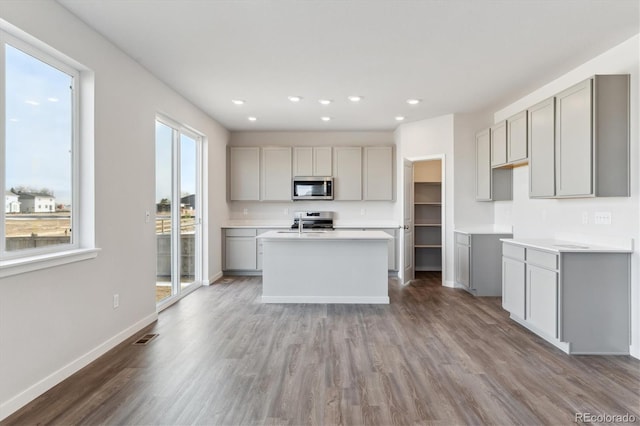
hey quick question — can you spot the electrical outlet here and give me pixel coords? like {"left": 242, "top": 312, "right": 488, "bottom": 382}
{"left": 581, "top": 211, "right": 588, "bottom": 225}
{"left": 145, "top": 211, "right": 151, "bottom": 223}
{"left": 243, "top": 208, "right": 248, "bottom": 216}
{"left": 594, "top": 212, "right": 612, "bottom": 225}
{"left": 113, "top": 294, "right": 119, "bottom": 309}
{"left": 360, "top": 208, "right": 366, "bottom": 216}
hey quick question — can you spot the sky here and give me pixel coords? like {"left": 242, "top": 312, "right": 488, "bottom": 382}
{"left": 5, "top": 43, "right": 73, "bottom": 204}
{"left": 155, "top": 121, "right": 197, "bottom": 205}
{"left": 5, "top": 43, "right": 198, "bottom": 208}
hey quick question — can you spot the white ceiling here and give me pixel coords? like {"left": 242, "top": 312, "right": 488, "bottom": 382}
{"left": 57, "top": 0, "right": 639, "bottom": 132}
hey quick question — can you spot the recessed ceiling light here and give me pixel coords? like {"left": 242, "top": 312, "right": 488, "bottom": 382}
{"left": 47, "top": 97, "right": 59, "bottom": 103}
{"left": 232, "top": 99, "right": 245, "bottom": 105}
{"left": 395, "top": 116, "right": 405, "bottom": 121}
{"left": 321, "top": 116, "right": 331, "bottom": 122}
{"left": 288, "top": 96, "right": 302, "bottom": 102}
{"left": 318, "top": 99, "right": 332, "bottom": 105}
{"left": 406, "top": 99, "right": 421, "bottom": 105}
{"left": 248, "top": 116, "right": 257, "bottom": 122}
{"left": 347, "top": 95, "right": 362, "bottom": 102}
{"left": 25, "top": 100, "right": 40, "bottom": 106}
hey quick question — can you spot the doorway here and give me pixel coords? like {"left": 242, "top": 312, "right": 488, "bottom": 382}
{"left": 402, "top": 156, "right": 445, "bottom": 284}
{"left": 155, "top": 117, "right": 204, "bottom": 307}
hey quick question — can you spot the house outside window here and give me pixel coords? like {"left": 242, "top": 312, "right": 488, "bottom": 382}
{"left": 0, "top": 24, "right": 96, "bottom": 276}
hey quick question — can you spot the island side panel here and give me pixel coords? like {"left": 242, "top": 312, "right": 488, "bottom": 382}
{"left": 261, "top": 239, "right": 389, "bottom": 304}
{"left": 561, "top": 252, "right": 631, "bottom": 354}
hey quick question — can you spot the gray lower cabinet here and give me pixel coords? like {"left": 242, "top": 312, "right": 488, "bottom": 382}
{"left": 454, "top": 231, "right": 512, "bottom": 296}
{"left": 224, "top": 227, "right": 398, "bottom": 274}
{"left": 502, "top": 245, "right": 526, "bottom": 318}
{"left": 223, "top": 228, "right": 257, "bottom": 271}
{"left": 501, "top": 241, "right": 631, "bottom": 354}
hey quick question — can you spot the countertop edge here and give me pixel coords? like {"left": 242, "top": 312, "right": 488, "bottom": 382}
{"left": 500, "top": 238, "right": 633, "bottom": 254}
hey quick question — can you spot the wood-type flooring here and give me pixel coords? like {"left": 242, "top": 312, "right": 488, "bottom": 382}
{"left": 4, "top": 273, "right": 640, "bottom": 425}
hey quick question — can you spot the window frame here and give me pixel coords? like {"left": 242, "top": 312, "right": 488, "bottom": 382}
{"left": 0, "top": 25, "right": 97, "bottom": 277}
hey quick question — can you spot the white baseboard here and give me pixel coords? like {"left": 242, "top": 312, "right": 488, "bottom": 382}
{"left": 443, "top": 279, "right": 455, "bottom": 288}
{"left": 208, "top": 270, "right": 223, "bottom": 285}
{"left": 0, "top": 312, "right": 158, "bottom": 421}
{"left": 261, "top": 296, "right": 390, "bottom": 304}
{"left": 630, "top": 343, "right": 639, "bottom": 360}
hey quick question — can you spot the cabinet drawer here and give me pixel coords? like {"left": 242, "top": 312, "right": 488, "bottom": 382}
{"left": 526, "top": 249, "right": 558, "bottom": 270}
{"left": 455, "top": 233, "right": 470, "bottom": 245}
{"left": 225, "top": 228, "right": 257, "bottom": 237}
{"left": 503, "top": 243, "right": 525, "bottom": 260}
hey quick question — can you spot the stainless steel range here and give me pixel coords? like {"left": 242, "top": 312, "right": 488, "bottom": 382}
{"left": 291, "top": 211, "right": 334, "bottom": 230}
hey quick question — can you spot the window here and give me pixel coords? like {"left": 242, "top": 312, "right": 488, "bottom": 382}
{"left": 0, "top": 26, "right": 96, "bottom": 276}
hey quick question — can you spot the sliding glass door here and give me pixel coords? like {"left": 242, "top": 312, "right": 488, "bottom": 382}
{"left": 155, "top": 119, "right": 202, "bottom": 305}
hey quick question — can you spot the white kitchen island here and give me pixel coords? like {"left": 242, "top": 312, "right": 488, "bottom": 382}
{"left": 258, "top": 230, "right": 393, "bottom": 304}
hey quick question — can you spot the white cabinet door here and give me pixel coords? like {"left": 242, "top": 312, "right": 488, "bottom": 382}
{"left": 490, "top": 121, "right": 507, "bottom": 167}
{"left": 313, "top": 147, "right": 332, "bottom": 176}
{"left": 293, "top": 147, "right": 332, "bottom": 176}
{"left": 229, "top": 147, "right": 260, "bottom": 201}
{"left": 507, "top": 111, "right": 527, "bottom": 163}
{"left": 502, "top": 257, "right": 525, "bottom": 318}
{"left": 527, "top": 264, "right": 558, "bottom": 338}
{"left": 529, "top": 97, "right": 556, "bottom": 198}
{"left": 333, "top": 147, "right": 362, "bottom": 200}
{"left": 455, "top": 242, "right": 470, "bottom": 288}
{"left": 225, "top": 237, "right": 257, "bottom": 270}
{"left": 363, "top": 146, "right": 393, "bottom": 201}
{"left": 292, "top": 147, "right": 313, "bottom": 176}
{"left": 475, "top": 129, "right": 491, "bottom": 201}
{"left": 555, "top": 79, "right": 593, "bottom": 197}
{"left": 261, "top": 147, "right": 292, "bottom": 201}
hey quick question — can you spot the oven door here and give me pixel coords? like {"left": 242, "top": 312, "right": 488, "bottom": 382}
{"left": 292, "top": 177, "right": 333, "bottom": 200}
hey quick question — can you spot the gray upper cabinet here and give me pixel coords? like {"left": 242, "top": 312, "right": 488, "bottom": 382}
{"left": 475, "top": 129, "right": 492, "bottom": 201}
{"left": 292, "top": 146, "right": 332, "bottom": 176}
{"left": 261, "top": 147, "right": 292, "bottom": 201}
{"left": 555, "top": 79, "right": 593, "bottom": 197}
{"left": 490, "top": 121, "right": 507, "bottom": 167}
{"left": 555, "top": 75, "right": 630, "bottom": 198}
{"left": 476, "top": 128, "right": 512, "bottom": 202}
{"left": 528, "top": 97, "right": 556, "bottom": 198}
{"left": 229, "top": 147, "right": 260, "bottom": 201}
{"left": 507, "top": 110, "right": 528, "bottom": 163}
{"left": 363, "top": 146, "right": 393, "bottom": 201}
{"left": 333, "top": 146, "right": 362, "bottom": 200}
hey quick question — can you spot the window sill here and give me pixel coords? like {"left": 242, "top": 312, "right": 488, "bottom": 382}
{"left": 0, "top": 248, "right": 101, "bottom": 278}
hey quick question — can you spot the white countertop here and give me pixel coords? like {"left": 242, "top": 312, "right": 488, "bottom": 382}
{"left": 500, "top": 238, "right": 633, "bottom": 254}
{"left": 222, "top": 221, "right": 400, "bottom": 229}
{"left": 258, "top": 230, "right": 394, "bottom": 241}
{"left": 454, "top": 225, "right": 513, "bottom": 235}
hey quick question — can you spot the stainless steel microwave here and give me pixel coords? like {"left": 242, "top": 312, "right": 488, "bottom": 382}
{"left": 292, "top": 177, "right": 333, "bottom": 200}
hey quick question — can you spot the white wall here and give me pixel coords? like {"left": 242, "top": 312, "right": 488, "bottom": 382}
{"left": 0, "top": 1, "right": 229, "bottom": 419}
{"left": 492, "top": 34, "right": 640, "bottom": 358}
{"left": 228, "top": 131, "right": 396, "bottom": 223}
{"left": 452, "top": 111, "right": 495, "bottom": 227}
{"left": 395, "top": 115, "right": 456, "bottom": 285}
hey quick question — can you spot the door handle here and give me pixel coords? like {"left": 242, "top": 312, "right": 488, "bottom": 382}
{"left": 404, "top": 225, "right": 410, "bottom": 230}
